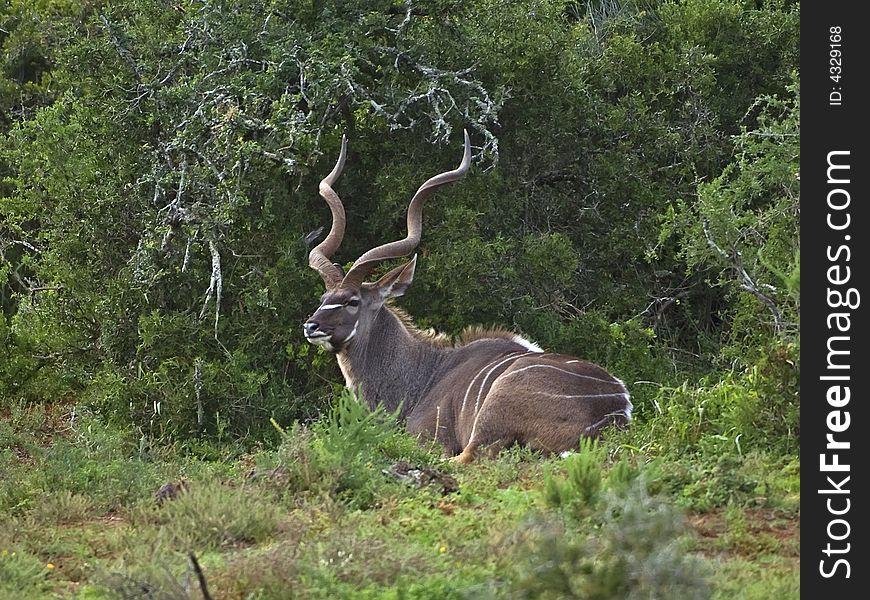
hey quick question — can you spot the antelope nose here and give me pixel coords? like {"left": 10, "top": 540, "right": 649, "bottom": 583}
{"left": 303, "top": 321, "right": 321, "bottom": 337}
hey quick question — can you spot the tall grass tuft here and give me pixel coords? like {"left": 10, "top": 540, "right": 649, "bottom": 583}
{"left": 261, "top": 388, "right": 442, "bottom": 509}
{"left": 130, "top": 479, "right": 282, "bottom": 549}
{"left": 520, "top": 440, "right": 709, "bottom": 599}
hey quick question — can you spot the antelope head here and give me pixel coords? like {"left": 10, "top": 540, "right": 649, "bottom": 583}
{"left": 303, "top": 131, "right": 471, "bottom": 353}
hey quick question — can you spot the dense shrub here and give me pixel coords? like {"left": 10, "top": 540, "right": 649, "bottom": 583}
{"left": 252, "top": 389, "right": 442, "bottom": 509}
{"left": 509, "top": 440, "right": 709, "bottom": 599}
{"left": 1, "top": 0, "right": 799, "bottom": 454}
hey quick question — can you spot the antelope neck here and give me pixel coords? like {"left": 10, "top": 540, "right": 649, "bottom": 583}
{"left": 339, "top": 307, "right": 446, "bottom": 418}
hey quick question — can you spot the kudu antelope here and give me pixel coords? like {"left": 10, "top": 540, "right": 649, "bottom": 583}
{"left": 303, "top": 131, "right": 632, "bottom": 463}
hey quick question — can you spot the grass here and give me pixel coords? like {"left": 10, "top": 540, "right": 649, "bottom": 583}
{"left": 0, "top": 391, "right": 800, "bottom": 599}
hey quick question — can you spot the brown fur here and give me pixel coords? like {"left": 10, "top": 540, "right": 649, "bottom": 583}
{"left": 390, "top": 305, "right": 525, "bottom": 350}
{"left": 456, "top": 325, "right": 524, "bottom": 346}
{"left": 307, "top": 298, "right": 632, "bottom": 463}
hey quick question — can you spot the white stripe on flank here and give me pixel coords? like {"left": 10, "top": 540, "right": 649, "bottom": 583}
{"left": 583, "top": 415, "right": 618, "bottom": 435}
{"left": 319, "top": 303, "right": 342, "bottom": 310}
{"left": 498, "top": 364, "right": 620, "bottom": 385}
{"left": 536, "top": 391, "right": 633, "bottom": 399}
{"left": 465, "top": 352, "right": 537, "bottom": 445}
{"left": 472, "top": 352, "right": 536, "bottom": 415}
{"left": 460, "top": 352, "right": 522, "bottom": 413}
{"left": 466, "top": 369, "right": 630, "bottom": 450}
{"left": 467, "top": 410, "right": 481, "bottom": 447}
{"left": 565, "top": 359, "right": 580, "bottom": 364}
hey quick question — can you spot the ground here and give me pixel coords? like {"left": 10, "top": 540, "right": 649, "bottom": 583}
{"left": 0, "top": 400, "right": 800, "bottom": 599}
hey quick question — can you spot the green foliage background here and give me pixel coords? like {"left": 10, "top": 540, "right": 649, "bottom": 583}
{"left": 1, "top": 0, "right": 799, "bottom": 453}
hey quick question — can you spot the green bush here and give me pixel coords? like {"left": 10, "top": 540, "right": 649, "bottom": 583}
{"left": 253, "top": 389, "right": 442, "bottom": 509}
{"left": 512, "top": 477, "right": 710, "bottom": 599}
{"left": 543, "top": 438, "right": 607, "bottom": 512}
{"left": 0, "top": 412, "right": 166, "bottom": 516}
{"left": 0, "top": 549, "right": 52, "bottom": 600}
{"left": 637, "top": 339, "right": 798, "bottom": 458}
{"left": 536, "top": 439, "right": 765, "bottom": 593}
{"left": 130, "top": 479, "right": 282, "bottom": 549}
{"left": 1, "top": 0, "right": 800, "bottom": 446}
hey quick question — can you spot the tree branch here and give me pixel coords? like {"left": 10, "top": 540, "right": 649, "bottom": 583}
{"left": 100, "top": 15, "right": 142, "bottom": 83}
{"left": 199, "top": 238, "right": 223, "bottom": 341}
{"left": 702, "top": 218, "right": 784, "bottom": 332}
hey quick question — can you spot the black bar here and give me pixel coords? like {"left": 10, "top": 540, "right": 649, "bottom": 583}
{"left": 802, "top": 3, "right": 868, "bottom": 596}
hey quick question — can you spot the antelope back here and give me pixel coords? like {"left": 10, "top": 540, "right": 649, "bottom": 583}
{"left": 411, "top": 343, "right": 632, "bottom": 460}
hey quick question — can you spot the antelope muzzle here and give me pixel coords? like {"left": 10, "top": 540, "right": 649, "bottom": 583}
{"left": 302, "top": 319, "right": 334, "bottom": 350}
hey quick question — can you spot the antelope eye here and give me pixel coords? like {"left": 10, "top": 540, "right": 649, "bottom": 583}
{"left": 346, "top": 299, "right": 360, "bottom": 308}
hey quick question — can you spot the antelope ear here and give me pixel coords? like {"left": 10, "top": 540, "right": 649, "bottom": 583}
{"left": 368, "top": 255, "right": 417, "bottom": 300}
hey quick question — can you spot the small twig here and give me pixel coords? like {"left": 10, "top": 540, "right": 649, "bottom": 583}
{"left": 100, "top": 15, "right": 142, "bottom": 82}
{"left": 199, "top": 238, "right": 223, "bottom": 342}
{"left": 387, "top": 0, "right": 414, "bottom": 34}
{"left": 182, "top": 236, "right": 193, "bottom": 272}
{"left": 738, "top": 282, "right": 784, "bottom": 332}
{"left": 194, "top": 358, "right": 204, "bottom": 427}
{"left": 9, "top": 239, "right": 42, "bottom": 253}
{"left": 188, "top": 553, "right": 213, "bottom": 600}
